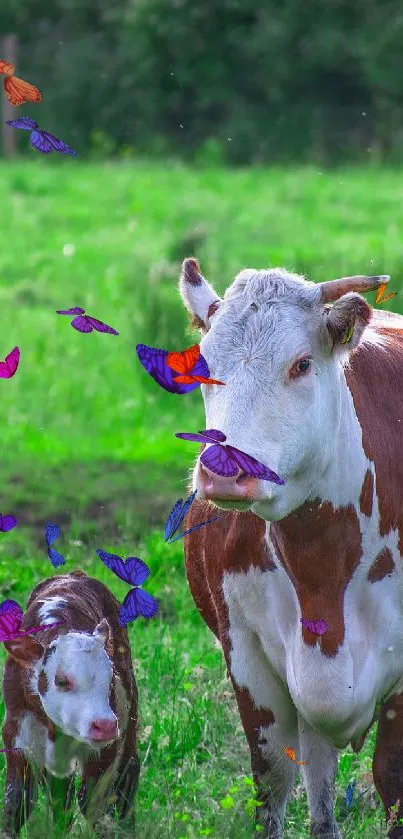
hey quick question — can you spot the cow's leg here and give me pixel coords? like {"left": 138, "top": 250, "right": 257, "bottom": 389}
{"left": 77, "top": 748, "right": 119, "bottom": 835}
{"left": 2, "top": 753, "right": 37, "bottom": 837}
{"left": 373, "top": 692, "right": 403, "bottom": 839}
{"left": 225, "top": 626, "right": 299, "bottom": 839}
{"left": 298, "top": 717, "right": 341, "bottom": 838}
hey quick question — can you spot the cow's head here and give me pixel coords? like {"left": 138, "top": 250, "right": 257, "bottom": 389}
{"left": 5, "top": 618, "right": 119, "bottom": 746}
{"left": 179, "top": 258, "right": 389, "bottom": 521}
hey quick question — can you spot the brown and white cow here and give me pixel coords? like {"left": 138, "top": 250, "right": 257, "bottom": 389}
{"left": 1, "top": 570, "right": 139, "bottom": 837}
{"left": 179, "top": 258, "right": 403, "bottom": 838}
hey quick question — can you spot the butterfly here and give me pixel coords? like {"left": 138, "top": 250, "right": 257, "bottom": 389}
{"left": 45, "top": 522, "right": 66, "bottom": 568}
{"left": 56, "top": 308, "right": 118, "bottom": 334}
{"left": 375, "top": 281, "right": 397, "bottom": 305}
{"left": 345, "top": 781, "right": 356, "bottom": 808}
{"left": 300, "top": 618, "right": 329, "bottom": 636}
{"left": 0, "top": 513, "right": 17, "bottom": 533}
{"left": 283, "top": 746, "right": 308, "bottom": 765}
{"left": 96, "top": 550, "right": 159, "bottom": 627}
{"left": 175, "top": 429, "right": 284, "bottom": 484}
{"left": 164, "top": 490, "right": 225, "bottom": 543}
{"left": 136, "top": 344, "right": 216, "bottom": 395}
{"left": 6, "top": 117, "right": 76, "bottom": 155}
{"left": 0, "top": 347, "right": 20, "bottom": 379}
{"left": 166, "top": 344, "right": 225, "bottom": 386}
{"left": 0, "top": 60, "right": 42, "bottom": 106}
{"left": 0, "top": 598, "right": 64, "bottom": 642}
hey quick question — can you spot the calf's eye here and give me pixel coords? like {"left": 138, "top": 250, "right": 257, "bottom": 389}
{"left": 289, "top": 357, "right": 312, "bottom": 379}
{"left": 55, "top": 674, "right": 71, "bottom": 691}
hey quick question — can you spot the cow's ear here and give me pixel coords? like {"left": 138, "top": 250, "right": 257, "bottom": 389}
{"left": 93, "top": 618, "right": 114, "bottom": 658}
{"left": 4, "top": 636, "right": 44, "bottom": 667}
{"left": 322, "top": 293, "right": 372, "bottom": 354}
{"left": 178, "top": 257, "right": 222, "bottom": 334}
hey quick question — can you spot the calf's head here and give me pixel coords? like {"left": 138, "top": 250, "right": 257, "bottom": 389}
{"left": 5, "top": 618, "right": 119, "bottom": 745}
{"left": 179, "top": 258, "right": 389, "bottom": 520}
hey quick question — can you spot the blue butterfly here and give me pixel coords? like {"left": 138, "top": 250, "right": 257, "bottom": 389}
{"left": 96, "top": 550, "right": 159, "bottom": 626}
{"left": 45, "top": 522, "right": 66, "bottom": 568}
{"left": 345, "top": 781, "right": 356, "bottom": 808}
{"left": 164, "top": 490, "right": 225, "bottom": 543}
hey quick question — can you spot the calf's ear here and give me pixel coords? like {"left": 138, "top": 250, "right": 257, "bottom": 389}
{"left": 178, "top": 257, "right": 222, "bottom": 334}
{"left": 4, "top": 636, "right": 44, "bottom": 667}
{"left": 93, "top": 618, "right": 114, "bottom": 658}
{"left": 322, "top": 293, "right": 372, "bottom": 354}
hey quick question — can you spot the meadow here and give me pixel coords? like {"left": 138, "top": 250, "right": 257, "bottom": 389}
{"left": 0, "top": 159, "right": 402, "bottom": 838}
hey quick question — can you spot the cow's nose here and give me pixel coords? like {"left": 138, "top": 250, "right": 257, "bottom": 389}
{"left": 198, "top": 461, "right": 261, "bottom": 500}
{"left": 89, "top": 718, "right": 119, "bottom": 742}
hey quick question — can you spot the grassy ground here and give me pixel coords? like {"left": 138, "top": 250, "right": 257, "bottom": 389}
{"left": 0, "top": 160, "right": 401, "bottom": 837}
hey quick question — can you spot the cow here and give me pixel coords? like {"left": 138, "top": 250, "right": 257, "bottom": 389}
{"left": 1, "top": 570, "right": 139, "bottom": 837}
{"left": 178, "top": 257, "right": 403, "bottom": 839}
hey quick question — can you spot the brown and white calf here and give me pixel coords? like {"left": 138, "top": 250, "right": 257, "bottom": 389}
{"left": 1, "top": 570, "right": 139, "bottom": 837}
{"left": 179, "top": 258, "right": 403, "bottom": 838}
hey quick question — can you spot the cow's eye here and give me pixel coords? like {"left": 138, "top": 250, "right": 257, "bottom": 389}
{"left": 289, "top": 357, "right": 312, "bottom": 379}
{"left": 55, "top": 674, "right": 71, "bottom": 691}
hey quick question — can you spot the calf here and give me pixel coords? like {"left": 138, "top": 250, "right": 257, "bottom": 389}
{"left": 1, "top": 570, "right": 140, "bottom": 837}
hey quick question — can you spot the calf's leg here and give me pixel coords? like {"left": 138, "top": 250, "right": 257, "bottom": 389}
{"left": 2, "top": 754, "right": 37, "bottom": 837}
{"left": 41, "top": 771, "right": 75, "bottom": 831}
{"left": 373, "top": 692, "right": 403, "bottom": 839}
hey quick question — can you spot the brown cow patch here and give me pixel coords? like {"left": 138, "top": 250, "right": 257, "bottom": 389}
{"left": 270, "top": 500, "right": 362, "bottom": 657}
{"left": 38, "top": 670, "right": 48, "bottom": 696}
{"left": 367, "top": 547, "right": 395, "bottom": 583}
{"left": 360, "top": 469, "right": 374, "bottom": 517}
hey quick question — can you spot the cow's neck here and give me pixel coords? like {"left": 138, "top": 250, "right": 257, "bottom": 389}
{"left": 268, "top": 372, "right": 378, "bottom": 657}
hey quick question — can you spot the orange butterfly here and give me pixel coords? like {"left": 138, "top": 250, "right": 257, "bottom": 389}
{"left": 0, "top": 59, "right": 42, "bottom": 107}
{"left": 375, "top": 281, "right": 397, "bottom": 305}
{"left": 283, "top": 746, "right": 308, "bottom": 765}
{"left": 166, "top": 344, "right": 225, "bottom": 386}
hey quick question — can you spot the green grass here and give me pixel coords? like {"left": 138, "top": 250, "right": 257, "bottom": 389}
{"left": 0, "top": 159, "right": 401, "bottom": 837}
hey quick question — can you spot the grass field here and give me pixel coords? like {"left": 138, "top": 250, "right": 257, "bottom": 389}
{"left": 0, "top": 160, "right": 402, "bottom": 838}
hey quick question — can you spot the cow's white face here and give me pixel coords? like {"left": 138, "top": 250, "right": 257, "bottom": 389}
{"left": 32, "top": 627, "right": 117, "bottom": 745}
{"left": 179, "top": 261, "right": 376, "bottom": 521}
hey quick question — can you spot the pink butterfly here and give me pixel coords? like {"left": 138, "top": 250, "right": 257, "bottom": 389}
{"left": 0, "top": 346, "right": 20, "bottom": 378}
{"left": 175, "top": 429, "right": 284, "bottom": 484}
{"left": 56, "top": 307, "right": 118, "bottom": 335}
{"left": 0, "top": 599, "right": 65, "bottom": 641}
{"left": 300, "top": 618, "right": 329, "bottom": 636}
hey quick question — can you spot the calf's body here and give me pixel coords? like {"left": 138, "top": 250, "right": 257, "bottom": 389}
{"left": 1, "top": 570, "right": 139, "bottom": 837}
{"left": 179, "top": 259, "right": 403, "bottom": 838}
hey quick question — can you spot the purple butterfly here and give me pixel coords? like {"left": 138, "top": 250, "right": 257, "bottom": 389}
{"left": 96, "top": 550, "right": 159, "bottom": 626}
{"left": 300, "top": 618, "right": 329, "bottom": 636}
{"left": 136, "top": 344, "right": 211, "bottom": 395}
{"left": 56, "top": 308, "right": 119, "bottom": 335}
{"left": 164, "top": 489, "right": 225, "bottom": 543}
{"left": 0, "top": 598, "right": 65, "bottom": 641}
{"left": 45, "top": 522, "right": 65, "bottom": 568}
{"left": 175, "top": 429, "right": 284, "bottom": 484}
{"left": 6, "top": 116, "right": 76, "bottom": 155}
{"left": 0, "top": 513, "right": 17, "bottom": 533}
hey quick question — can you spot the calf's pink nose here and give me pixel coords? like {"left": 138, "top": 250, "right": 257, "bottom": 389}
{"left": 198, "top": 462, "right": 260, "bottom": 500}
{"left": 89, "top": 718, "right": 119, "bottom": 742}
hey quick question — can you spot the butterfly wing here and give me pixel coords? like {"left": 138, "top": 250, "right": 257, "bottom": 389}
{"left": 4, "top": 347, "right": 20, "bottom": 378}
{"left": 136, "top": 344, "right": 199, "bottom": 395}
{"left": 300, "top": 618, "right": 329, "bottom": 636}
{"left": 0, "top": 600, "right": 23, "bottom": 639}
{"left": 164, "top": 499, "right": 185, "bottom": 541}
{"left": 119, "top": 588, "right": 159, "bottom": 625}
{"left": 4, "top": 76, "right": 42, "bottom": 106}
{"left": 85, "top": 316, "right": 119, "bottom": 335}
{"left": 1, "top": 515, "right": 17, "bottom": 533}
{"left": 19, "top": 619, "right": 65, "bottom": 636}
{"left": 225, "top": 445, "right": 284, "bottom": 485}
{"left": 96, "top": 549, "right": 144, "bottom": 585}
{"left": 40, "top": 131, "right": 76, "bottom": 156}
{"left": 45, "top": 522, "right": 60, "bottom": 547}
{"left": 71, "top": 315, "right": 93, "bottom": 333}
{"left": 172, "top": 374, "right": 225, "bottom": 385}
{"left": 175, "top": 429, "right": 227, "bottom": 443}
{"left": 122, "top": 557, "right": 151, "bottom": 586}
{"left": 29, "top": 130, "right": 52, "bottom": 154}
{"left": 0, "top": 60, "right": 15, "bottom": 75}
{"left": 56, "top": 307, "right": 85, "bottom": 315}
{"left": 345, "top": 781, "right": 356, "bottom": 808}
{"left": 169, "top": 513, "right": 226, "bottom": 543}
{"left": 200, "top": 444, "right": 239, "bottom": 477}
{"left": 166, "top": 344, "right": 201, "bottom": 374}
{"left": 6, "top": 116, "right": 38, "bottom": 130}
{"left": 48, "top": 548, "right": 66, "bottom": 568}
